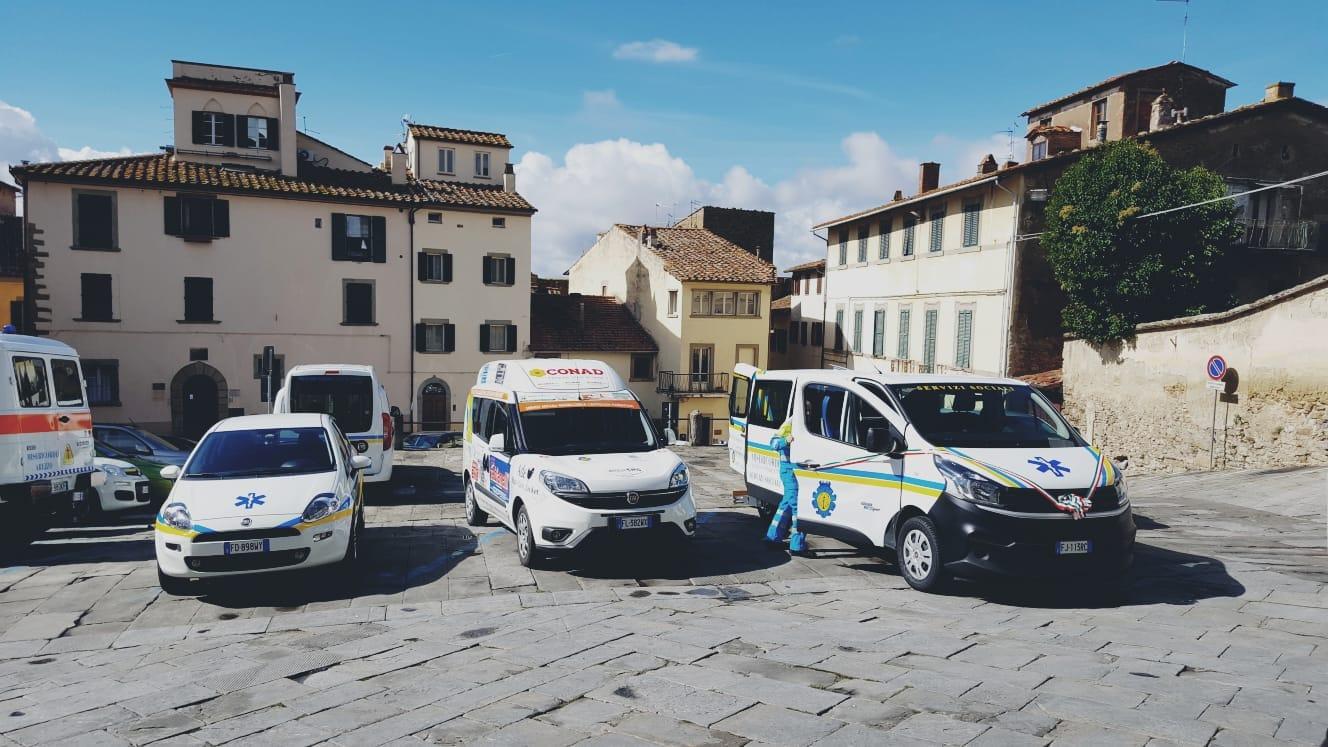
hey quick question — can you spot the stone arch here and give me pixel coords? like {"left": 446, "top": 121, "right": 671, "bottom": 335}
{"left": 170, "top": 362, "right": 229, "bottom": 437}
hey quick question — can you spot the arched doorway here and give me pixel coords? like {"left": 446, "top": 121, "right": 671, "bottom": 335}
{"left": 170, "top": 362, "right": 228, "bottom": 438}
{"left": 419, "top": 378, "right": 450, "bottom": 431}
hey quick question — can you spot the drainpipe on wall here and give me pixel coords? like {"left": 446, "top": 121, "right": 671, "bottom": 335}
{"left": 810, "top": 228, "right": 829, "bottom": 369}
{"left": 993, "top": 176, "right": 1019, "bottom": 376}
{"left": 407, "top": 207, "right": 418, "bottom": 424}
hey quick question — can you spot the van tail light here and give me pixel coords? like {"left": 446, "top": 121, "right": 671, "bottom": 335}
{"left": 382, "top": 412, "right": 393, "bottom": 450}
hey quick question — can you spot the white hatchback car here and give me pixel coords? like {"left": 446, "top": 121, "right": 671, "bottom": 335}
{"left": 153, "top": 413, "right": 371, "bottom": 594}
{"left": 89, "top": 454, "right": 152, "bottom": 513}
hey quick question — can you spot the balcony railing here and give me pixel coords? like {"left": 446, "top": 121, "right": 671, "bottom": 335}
{"left": 657, "top": 371, "right": 729, "bottom": 395}
{"left": 1236, "top": 220, "right": 1316, "bottom": 250}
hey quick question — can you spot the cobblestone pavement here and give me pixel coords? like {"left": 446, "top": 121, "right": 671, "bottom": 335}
{"left": 1, "top": 447, "right": 1325, "bottom": 745}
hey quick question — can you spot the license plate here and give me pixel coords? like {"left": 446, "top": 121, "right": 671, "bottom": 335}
{"left": 614, "top": 515, "right": 653, "bottom": 530}
{"left": 224, "top": 539, "right": 269, "bottom": 555}
{"left": 1056, "top": 540, "right": 1093, "bottom": 555}
{"left": 50, "top": 476, "right": 73, "bottom": 494}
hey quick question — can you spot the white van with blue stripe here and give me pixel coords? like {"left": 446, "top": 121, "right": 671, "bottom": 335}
{"left": 728, "top": 364, "right": 1134, "bottom": 592}
{"left": 273, "top": 364, "right": 393, "bottom": 484}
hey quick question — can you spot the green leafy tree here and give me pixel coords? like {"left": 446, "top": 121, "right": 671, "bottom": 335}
{"left": 1042, "top": 140, "right": 1239, "bottom": 343}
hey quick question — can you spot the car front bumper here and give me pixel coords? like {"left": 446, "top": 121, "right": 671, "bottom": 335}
{"left": 526, "top": 488, "right": 697, "bottom": 552}
{"left": 94, "top": 476, "right": 152, "bottom": 511}
{"left": 930, "top": 493, "right": 1135, "bottom": 580}
{"left": 155, "top": 516, "right": 351, "bottom": 579}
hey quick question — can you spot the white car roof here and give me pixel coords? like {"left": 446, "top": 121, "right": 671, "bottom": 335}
{"left": 0, "top": 333, "right": 79, "bottom": 357}
{"left": 212, "top": 413, "right": 330, "bottom": 432}
{"left": 753, "top": 367, "right": 1028, "bottom": 388}
{"left": 286, "top": 364, "right": 377, "bottom": 377}
{"left": 474, "top": 358, "right": 627, "bottom": 394}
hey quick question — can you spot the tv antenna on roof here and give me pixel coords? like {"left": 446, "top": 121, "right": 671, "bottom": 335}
{"left": 1156, "top": 0, "right": 1191, "bottom": 61}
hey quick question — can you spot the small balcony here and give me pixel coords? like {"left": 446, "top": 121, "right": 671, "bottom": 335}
{"left": 1236, "top": 220, "right": 1316, "bottom": 251}
{"left": 657, "top": 371, "right": 729, "bottom": 396}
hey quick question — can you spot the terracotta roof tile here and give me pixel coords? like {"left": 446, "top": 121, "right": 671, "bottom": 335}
{"left": 770, "top": 295, "right": 792, "bottom": 310}
{"left": 617, "top": 225, "right": 777, "bottom": 284}
{"left": 530, "top": 294, "right": 657, "bottom": 353}
{"left": 406, "top": 123, "right": 512, "bottom": 148}
{"left": 10, "top": 153, "right": 535, "bottom": 212}
{"left": 786, "top": 258, "right": 826, "bottom": 273}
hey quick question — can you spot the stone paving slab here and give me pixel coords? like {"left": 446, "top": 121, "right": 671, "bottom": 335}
{"left": 0, "top": 451, "right": 1324, "bottom": 745}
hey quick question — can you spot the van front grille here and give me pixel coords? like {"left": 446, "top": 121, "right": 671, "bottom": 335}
{"left": 557, "top": 487, "right": 686, "bottom": 510}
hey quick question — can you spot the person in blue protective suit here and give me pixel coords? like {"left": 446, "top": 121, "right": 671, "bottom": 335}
{"left": 765, "top": 419, "right": 807, "bottom": 554}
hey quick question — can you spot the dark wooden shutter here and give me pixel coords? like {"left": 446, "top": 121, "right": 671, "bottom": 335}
{"left": 163, "top": 196, "right": 181, "bottom": 236}
{"left": 478, "top": 325, "right": 490, "bottom": 353}
{"left": 265, "top": 118, "right": 279, "bottom": 150}
{"left": 417, "top": 253, "right": 429, "bottom": 282}
{"left": 371, "top": 216, "right": 386, "bottom": 263}
{"left": 444, "top": 324, "right": 455, "bottom": 352}
{"left": 191, "top": 112, "right": 208, "bottom": 144}
{"left": 482, "top": 257, "right": 493, "bottom": 284}
{"left": 443, "top": 253, "right": 453, "bottom": 282}
{"left": 218, "top": 113, "right": 235, "bottom": 146}
{"left": 212, "top": 200, "right": 229, "bottom": 237}
{"left": 505, "top": 325, "right": 517, "bottom": 353}
{"left": 504, "top": 257, "right": 516, "bottom": 285}
{"left": 330, "top": 213, "right": 347, "bottom": 260}
{"left": 414, "top": 323, "right": 426, "bottom": 352}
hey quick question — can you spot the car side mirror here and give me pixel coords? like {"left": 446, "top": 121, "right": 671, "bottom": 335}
{"left": 488, "top": 433, "right": 506, "bottom": 453}
{"left": 350, "top": 454, "right": 372, "bottom": 472}
{"left": 866, "top": 427, "right": 905, "bottom": 457}
{"left": 160, "top": 465, "right": 181, "bottom": 481}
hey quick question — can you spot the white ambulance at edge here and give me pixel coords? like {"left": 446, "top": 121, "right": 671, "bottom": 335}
{"left": 463, "top": 359, "right": 696, "bottom": 568}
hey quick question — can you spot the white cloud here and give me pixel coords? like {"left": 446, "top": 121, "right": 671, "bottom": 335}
{"left": 0, "top": 100, "right": 135, "bottom": 205}
{"left": 613, "top": 39, "right": 699, "bottom": 64}
{"left": 57, "top": 145, "right": 135, "bottom": 161}
{"left": 518, "top": 132, "right": 922, "bottom": 275}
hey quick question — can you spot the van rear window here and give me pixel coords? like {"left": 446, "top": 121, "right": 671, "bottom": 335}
{"left": 12, "top": 357, "right": 50, "bottom": 408}
{"left": 51, "top": 358, "right": 85, "bottom": 407}
{"left": 289, "top": 375, "right": 373, "bottom": 434}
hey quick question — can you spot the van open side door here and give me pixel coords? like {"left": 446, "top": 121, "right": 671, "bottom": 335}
{"left": 727, "top": 364, "right": 758, "bottom": 474}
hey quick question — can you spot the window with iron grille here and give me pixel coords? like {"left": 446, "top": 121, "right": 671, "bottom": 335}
{"left": 955, "top": 308, "right": 974, "bottom": 369}
{"left": 897, "top": 308, "right": 911, "bottom": 359}
{"left": 922, "top": 308, "right": 938, "bottom": 372}
{"left": 929, "top": 208, "right": 945, "bottom": 253}
{"left": 962, "top": 200, "right": 981, "bottom": 247}
{"left": 878, "top": 218, "right": 890, "bottom": 259}
{"left": 872, "top": 308, "right": 885, "bottom": 357}
{"left": 852, "top": 308, "right": 864, "bottom": 352}
{"left": 857, "top": 225, "right": 868, "bottom": 263}
{"left": 902, "top": 216, "right": 916, "bottom": 256}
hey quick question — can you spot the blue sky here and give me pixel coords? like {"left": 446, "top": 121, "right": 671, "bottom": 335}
{"left": 3, "top": 0, "right": 1326, "bottom": 271}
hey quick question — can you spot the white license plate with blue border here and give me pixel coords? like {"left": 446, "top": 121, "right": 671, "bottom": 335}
{"left": 1056, "top": 540, "right": 1092, "bottom": 555}
{"left": 50, "top": 476, "right": 73, "bottom": 494}
{"left": 224, "top": 539, "right": 269, "bottom": 555}
{"left": 614, "top": 515, "right": 653, "bottom": 530}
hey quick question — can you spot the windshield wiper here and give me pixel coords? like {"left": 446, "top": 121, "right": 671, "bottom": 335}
{"left": 183, "top": 472, "right": 221, "bottom": 479}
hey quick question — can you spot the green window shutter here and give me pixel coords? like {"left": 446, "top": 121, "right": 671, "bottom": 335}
{"left": 331, "top": 213, "right": 347, "bottom": 260}
{"left": 963, "top": 202, "right": 980, "bottom": 247}
{"left": 878, "top": 219, "right": 890, "bottom": 259}
{"left": 163, "top": 196, "right": 181, "bottom": 236}
{"left": 371, "top": 216, "right": 387, "bottom": 263}
{"left": 955, "top": 309, "right": 973, "bottom": 369}
{"left": 212, "top": 199, "right": 229, "bottom": 237}
{"left": 873, "top": 309, "right": 885, "bottom": 356}
{"left": 923, "top": 309, "right": 938, "bottom": 372}
{"left": 897, "top": 309, "right": 911, "bottom": 359}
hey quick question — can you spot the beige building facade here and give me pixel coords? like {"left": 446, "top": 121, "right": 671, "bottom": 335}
{"left": 12, "top": 61, "right": 534, "bottom": 436}
{"left": 567, "top": 213, "right": 777, "bottom": 443}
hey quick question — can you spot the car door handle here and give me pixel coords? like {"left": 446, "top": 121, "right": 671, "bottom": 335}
{"left": 58, "top": 415, "right": 71, "bottom": 424}
{"left": 797, "top": 461, "right": 820, "bottom": 470}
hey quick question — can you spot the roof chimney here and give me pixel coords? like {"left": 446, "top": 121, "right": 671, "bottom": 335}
{"left": 918, "top": 162, "right": 940, "bottom": 194}
{"left": 892, "top": 190, "right": 904, "bottom": 202}
{"left": 278, "top": 81, "right": 298, "bottom": 177}
{"left": 502, "top": 162, "right": 516, "bottom": 193}
{"left": 1265, "top": 81, "right": 1295, "bottom": 102}
{"left": 978, "top": 154, "right": 998, "bottom": 175}
{"left": 381, "top": 146, "right": 393, "bottom": 171}
{"left": 389, "top": 145, "right": 407, "bottom": 186}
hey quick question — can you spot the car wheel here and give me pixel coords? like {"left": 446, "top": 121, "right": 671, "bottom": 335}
{"left": 73, "top": 491, "right": 102, "bottom": 523}
{"left": 898, "top": 516, "right": 946, "bottom": 592}
{"left": 515, "top": 505, "right": 539, "bottom": 569}
{"left": 464, "top": 480, "right": 488, "bottom": 527}
{"left": 341, "top": 509, "right": 361, "bottom": 566}
{"left": 157, "top": 565, "right": 193, "bottom": 596}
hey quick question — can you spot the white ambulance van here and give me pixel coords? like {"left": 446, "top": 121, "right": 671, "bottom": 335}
{"left": 273, "top": 364, "right": 393, "bottom": 484}
{"left": 463, "top": 359, "right": 696, "bottom": 568}
{"left": 1, "top": 334, "right": 99, "bottom": 540}
{"left": 728, "top": 364, "right": 1135, "bottom": 592}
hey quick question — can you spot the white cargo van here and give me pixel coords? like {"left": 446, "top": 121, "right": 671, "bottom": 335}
{"left": 463, "top": 359, "right": 696, "bottom": 568}
{"left": 728, "top": 364, "right": 1134, "bottom": 592}
{"left": 0, "top": 334, "right": 99, "bottom": 536}
{"left": 273, "top": 364, "right": 393, "bottom": 484}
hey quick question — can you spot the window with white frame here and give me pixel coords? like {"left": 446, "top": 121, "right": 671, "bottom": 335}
{"left": 737, "top": 291, "right": 759, "bottom": 316}
{"left": 692, "top": 290, "right": 744, "bottom": 316}
{"left": 475, "top": 152, "right": 491, "bottom": 178}
{"left": 416, "top": 320, "right": 456, "bottom": 353}
{"left": 438, "top": 148, "right": 455, "bottom": 174}
{"left": 668, "top": 290, "right": 679, "bottom": 316}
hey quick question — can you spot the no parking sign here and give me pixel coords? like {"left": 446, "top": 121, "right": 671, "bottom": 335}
{"left": 1206, "top": 355, "right": 1228, "bottom": 391}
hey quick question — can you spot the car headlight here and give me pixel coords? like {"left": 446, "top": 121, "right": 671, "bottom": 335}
{"left": 933, "top": 454, "right": 1004, "bottom": 507}
{"left": 161, "top": 502, "right": 192, "bottom": 531}
{"left": 669, "top": 463, "right": 689, "bottom": 490}
{"left": 1114, "top": 472, "right": 1129, "bottom": 506}
{"left": 302, "top": 493, "right": 339, "bottom": 523}
{"left": 542, "top": 471, "right": 589, "bottom": 496}
{"left": 101, "top": 465, "right": 125, "bottom": 478}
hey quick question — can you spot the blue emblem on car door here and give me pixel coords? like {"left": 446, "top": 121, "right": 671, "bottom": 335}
{"left": 235, "top": 492, "right": 266, "bottom": 509}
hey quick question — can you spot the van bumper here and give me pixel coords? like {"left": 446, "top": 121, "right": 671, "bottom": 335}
{"left": 929, "top": 493, "right": 1135, "bottom": 580}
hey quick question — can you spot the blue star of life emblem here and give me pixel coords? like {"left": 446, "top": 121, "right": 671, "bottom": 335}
{"left": 235, "top": 492, "right": 266, "bottom": 509}
{"left": 1027, "top": 457, "right": 1071, "bottom": 477}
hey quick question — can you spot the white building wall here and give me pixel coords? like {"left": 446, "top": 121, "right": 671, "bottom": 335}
{"left": 407, "top": 136, "right": 510, "bottom": 184}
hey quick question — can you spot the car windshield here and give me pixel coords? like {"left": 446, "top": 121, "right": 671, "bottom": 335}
{"left": 289, "top": 375, "right": 373, "bottom": 433}
{"left": 518, "top": 405, "right": 658, "bottom": 455}
{"left": 184, "top": 427, "right": 335, "bottom": 479}
{"left": 132, "top": 428, "right": 181, "bottom": 452}
{"left": 889, "top": 383, "right": 1084, "bottom": 449}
